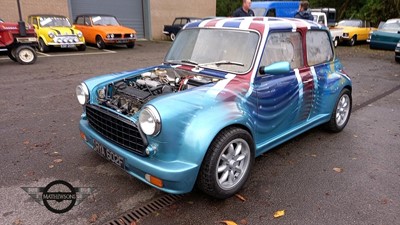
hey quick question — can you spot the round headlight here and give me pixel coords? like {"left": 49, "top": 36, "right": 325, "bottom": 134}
{"left": 130, "top": 33, "right": 134, "bottom": 38}
{"left": 76, "top": 83, "right": 89, "bottom": 105}
{"left": 77, "top": 31, "right": 83, "bottom": 38}
{"left": 74, "top": 37, "right": 79, "bottom": 42}
{"left": 48, "top": 31, "right": 55, "bottom": 39}
{"left": 139, "top": 105, "right": 161, "bottom": 136}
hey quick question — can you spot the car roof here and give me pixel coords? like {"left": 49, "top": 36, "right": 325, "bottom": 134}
{"left": 185, "top": 17, "right": 323, "bottom": 33}
{"left": 28, "top": 14, "right": 67, "bottom": 18}
{"left": 75, "top": 14, "right": 115, "bottom": 18}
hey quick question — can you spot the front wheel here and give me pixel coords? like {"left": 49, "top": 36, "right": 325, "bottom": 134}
{"left": 170, "top": 33, "right": 176, "bottom": 41}
{"left": 96, "top": 36, "right": 106, "bottom": 49}
{"left": 38, "top": 38, "right": 50, "bottom": 52}
{"left": 7, "top": 48, "right": 17, "bottom": 62}
{"left": 197, "top": 127, "right": 254, "bottom": 199}
{"left": 15, "top": 45, "right": 37, "bottom": 65}
{"left": 333, "top": 38, "right": 338, "bottom": 48}
{"left": 126, "top": 42, "right": 135, "bottom": 48}
{"left": 325, "top": 89, "right": 352, "bottom": 132}
{"left": 77, "top": 44, "right": 86, "bottom": 51}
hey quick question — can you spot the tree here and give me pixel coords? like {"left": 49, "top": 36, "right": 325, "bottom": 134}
{"left": 217, "top": 0, "right": 242, "bottom": 17}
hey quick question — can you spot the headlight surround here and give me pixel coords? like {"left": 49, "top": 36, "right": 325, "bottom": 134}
{"left": 343, "top": 33, "right": 349, "bottom": 37}
{"left": 106, "top": 33, "right": 114, "bottom": 39}
{"left": 130, "top": 33, "right": 134, "bottom": 38}
{"left": 397, "top": 42, "right": 400, "bottom": 48}
{"left": 48, "top": 31, "right": 55, "bottom": 39}
{"left": 76, "top": 83, "right": 89, "bottom": 105}
{"left": 139, "top": 105, "right": 161, "bottom": 136}
{"left": 77, "top": 31, "right": 83, "bottom": 38}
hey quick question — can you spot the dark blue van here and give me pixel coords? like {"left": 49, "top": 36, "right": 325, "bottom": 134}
{"left": 251, "top": 1, "right": 300, "bottom": 18}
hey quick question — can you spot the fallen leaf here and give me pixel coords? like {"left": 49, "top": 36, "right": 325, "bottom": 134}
{"left": 12, "top": 219, "right": 23, "bottom": 225}
{"left": 240, "top": 219, "right": 248, "bottom": 224}
{"left": 187, "top": 201, "right": 194, "bottom": 205}
{"left": 235, "top": 193, "right": 246, "bottom": 202}
{"left": 48, "top": 165, "right": 54, "bottom": 168}
{"left": 220, "top": 221, "right": 237, "bottom": 225}
{"left": 88, "top": 214, "right": 98, "bottom": 223}
{"left": 273, "top": 210, "right": 285, "bottom": 218}
{"left": 53, "top": 159, "right": 63, "bottom": 164}
{"left": 23, "top": 141, "right": 30, "bottom": 145}
{"left": 130, "top": 222, "right": 137, "bottom": 225}
{"left": 311, "top": 154, "right": 317, "bottom": 157}
{"left": 333, "top": 167, "right": 343, "bottom": 173}
{"left": 49, "top": 151, "right": 60, "bottom": 156}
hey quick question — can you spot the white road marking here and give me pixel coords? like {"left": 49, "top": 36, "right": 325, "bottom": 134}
{"left": 36, "top": 52, "right": 51, "bottom": 56}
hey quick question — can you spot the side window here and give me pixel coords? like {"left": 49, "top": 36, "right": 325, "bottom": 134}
{"left": 32, "top": 18, "right": 38, "bottom": 26}
{"left": 84, "top": 17, "right": 91, "bottom": 25}
{"left": 266, "top": 8, "right": 276, "bottom": 17}
{"left": 260, "top": 32, "right": 303, "bottom": 69}
{"left": 173, "top": 19, "right": 181, "bottom": 26}
{"left": 306, "top": 31, "right": 334, "bottom": 65}
{"left": 76, "top": 17, "right": 84, "bottom": 25}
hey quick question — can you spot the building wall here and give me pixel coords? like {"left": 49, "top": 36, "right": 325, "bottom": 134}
{"left": 149, "top": 0, "right": 216, "bottom": 40}
{"left": 2, "top": 0, "right": 69, "bottom": 22}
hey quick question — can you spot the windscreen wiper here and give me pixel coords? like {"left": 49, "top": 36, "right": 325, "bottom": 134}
{"left": 199, "top": 60, "right": 244, "bottom": 67}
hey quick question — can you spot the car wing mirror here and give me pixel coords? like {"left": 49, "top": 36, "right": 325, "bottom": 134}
{"left": 259, "top": 61, "right": 290, "bottom": 75}
{"left": 32, "top": 24, "right": 37, "bottom": 29}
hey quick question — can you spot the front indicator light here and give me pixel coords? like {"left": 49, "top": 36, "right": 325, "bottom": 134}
{"left": 145, "top": 174, "right": 163, "bottom": 188}
{"left": 80, "top": 131, "right": 87, "bottom": 141}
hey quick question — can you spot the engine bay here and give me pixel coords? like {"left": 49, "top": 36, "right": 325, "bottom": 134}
{"left": 97, "top": 68, "right": 220, "bottom": 115}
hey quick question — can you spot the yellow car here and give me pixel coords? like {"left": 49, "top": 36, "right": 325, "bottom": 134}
{"left": 337, "top": 19, "right": 376, "bottom": 46}
{"left": 28, "top": 14, "right": 86, "bottom": 52}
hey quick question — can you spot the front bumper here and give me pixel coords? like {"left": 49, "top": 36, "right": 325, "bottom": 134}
{"left": 47, "top": 42, "right": 85, "bottom": 46}
{"left": 79, "top": 118, "right": 198, "bottom": 194}
{"left": 104, "top": 38, "right": 136, "bottom": 45}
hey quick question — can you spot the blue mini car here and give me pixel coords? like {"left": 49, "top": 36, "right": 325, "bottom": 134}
{"left": 77, "top": 17, "right": 352, "bottom": 199}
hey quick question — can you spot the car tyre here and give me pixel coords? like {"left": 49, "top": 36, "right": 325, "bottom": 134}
{"left": 127, "top": 42, "right": 135, "bottom": 49}
{"left": 170, "top": 33, "right": 176, "bottom": 41}
{"left": 96, "top": 36, "right": 106, "bottom": 49}
{"left": 38, "top": 38, "right": 50, "bottom": 53}
{"left": 349, "top": 36, "right": 356, "bottom": 46}
{"left": 325, "top": 88, "right": 352, "bottom": 132}
{"left": 197, "top": 127, "right": 254, "bottom": 199}
{"left": 15, "top": 45, "right": 37, "bottom": 65}
{"left": 77, "top": 44, "right": 86, "bottom": 51}
{"left": 333, "top": 38, "right": 338, "bottom": 48}
{"left": 7, "top": 48, "right": 17, "bottom": 62}
{"left": 396, "top": 57, "right": 400, "bottom": 63}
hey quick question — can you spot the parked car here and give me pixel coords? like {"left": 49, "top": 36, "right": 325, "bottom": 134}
{"left": 77, "top": 17, "right": 352, "bottom": 199}
{"left": 337, "top": 19, "right": 376, "bottom": 46}
{"left": 312, "top": 12, "right": 342, "bottom": 47}
{"left": 27, "top": 14, "right": 86, "bottom": 52}
{"left": 163, "top": 17, "right": 200, "bottom": 41}
{"left": 251, "top": 1, "right": 300, "bottom": 17}
{"left": 74, "top": 14, "right": 137, "bottom": 49}
{"left": 395, "top": 40, "right": 400, "bottom": 63}
{"left": 369, "top": 18, "right": 400, "bottom": 50}
{"left": 0, "top": 19, "right": 37, "bottom": 64}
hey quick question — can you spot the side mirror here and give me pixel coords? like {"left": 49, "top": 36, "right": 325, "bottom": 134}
{"left": 32, "top": 24, "right": 37, "bottom": 29}
{"left": 259, "top": 61, "right": 290, "bottom": 75}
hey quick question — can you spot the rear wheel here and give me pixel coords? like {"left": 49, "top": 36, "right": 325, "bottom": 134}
{"left": 96, "top": 36, "right": 106, "bottom": 49}
{"left": 15, "top": 45, "right": 37, "bottom": 65}
{"left": 77, "top": 44, "right": 86, "bottom": 51}
{"left": 38, "top": 38, "right": 50, "bottom": 52}
{"left": 333, "top": 38, "right": 338, "bottom": 48}
{"left": 325, "top": 89, "right": 352, "bottom": 132}
{"left": 197, "top": 127, "right": 254, "bottom": 199}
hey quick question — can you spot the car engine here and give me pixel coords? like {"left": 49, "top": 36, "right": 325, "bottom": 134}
{"left": 97, "top": 68, "right": 220, "bottom": 115}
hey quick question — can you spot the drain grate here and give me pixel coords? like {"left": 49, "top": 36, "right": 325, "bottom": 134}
{"left": 103, "top": 194, "right": 184, "bottom": 225}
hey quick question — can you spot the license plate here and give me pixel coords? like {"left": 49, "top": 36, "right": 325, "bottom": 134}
{"left": 117, "top": 40, "right": 128, "bottom": 43}
{"left": 61, "top": 44, "right": 75, "bottom": 48}
{"left": 93, "top": 140, "right": 125, "bottom": 169}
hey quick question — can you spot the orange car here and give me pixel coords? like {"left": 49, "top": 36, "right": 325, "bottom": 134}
{"left": 74, "top": 14, "right": 136, "bottom": 49}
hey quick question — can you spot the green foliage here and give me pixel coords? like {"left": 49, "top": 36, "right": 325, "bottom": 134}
{"left": 216, "top": 0, "right": 242, "bottom": 17}
{"left": 309, "top": 0, "right": 400, "bottom": 26}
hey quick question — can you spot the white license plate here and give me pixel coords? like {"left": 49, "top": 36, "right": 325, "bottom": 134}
{"left": 61, "top": 44, "right": 75, "bottom": 48}
{"left": 93, "top": 140, "right": 125, "bottom": 169}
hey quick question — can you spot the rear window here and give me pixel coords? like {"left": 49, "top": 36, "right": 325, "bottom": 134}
{"left": 306, "top": 31, "right": 334, "bottom": 65}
